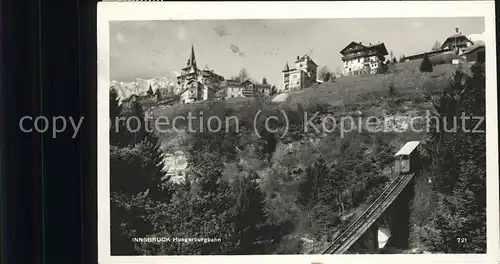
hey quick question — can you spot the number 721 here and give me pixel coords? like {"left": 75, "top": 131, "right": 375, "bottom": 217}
{"left": 456, "top": 237, "right": 468, "bottom": 243}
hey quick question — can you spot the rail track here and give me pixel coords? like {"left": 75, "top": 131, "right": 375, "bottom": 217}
{"left": 322, "top": 172, "right": 415, "bottom": 254}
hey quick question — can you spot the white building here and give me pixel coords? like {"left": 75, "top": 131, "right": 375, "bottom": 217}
{"left": 282, "top": 54, "right": 318, "bottom": 92}
{"left": 339, "top": 41, "right": 388, "bottom": 76}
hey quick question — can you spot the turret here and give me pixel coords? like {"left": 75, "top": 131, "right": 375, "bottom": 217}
{"left": 283, "top": 61, "right": 290, "bottom": 72}
{"left": 186, "top": 43, "right": 197, "bottom": 69}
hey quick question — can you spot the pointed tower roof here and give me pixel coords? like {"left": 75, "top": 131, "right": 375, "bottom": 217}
{"left": 189, "top": 43, "right": 197, "bottom": 69}
{"left": 283, "top": 61, "right": 290, "bottom": 72}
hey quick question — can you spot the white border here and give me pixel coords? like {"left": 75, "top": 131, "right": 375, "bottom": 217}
{"left": 97, "top": 2, "right": 499, "bottom": 264}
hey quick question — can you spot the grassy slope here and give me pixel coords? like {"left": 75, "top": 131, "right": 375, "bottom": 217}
{"left": 284, "top": 64, "right": 457, "bottom": 108}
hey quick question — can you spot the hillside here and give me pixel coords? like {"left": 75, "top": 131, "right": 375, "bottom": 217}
{"left": 151, "top": 62, "right": 460, "bottom": 175}
{"left": 110, "top": 58, "right": 488, "bottom": 255}
{"left": 144, "top": 62, "right": 467, "bottom": 252}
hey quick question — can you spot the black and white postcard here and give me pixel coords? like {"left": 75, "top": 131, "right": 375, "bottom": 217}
{"left": 97, "top": 2, "right": 498, "bottom": 264}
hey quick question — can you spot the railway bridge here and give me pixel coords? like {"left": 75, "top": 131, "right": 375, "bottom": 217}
{"left": 321, "top": 141, "right": 424, "bottom": 254}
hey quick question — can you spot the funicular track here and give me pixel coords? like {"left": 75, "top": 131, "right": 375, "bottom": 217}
{"left": 322, "top": 173, "right": 415, "bottom": 254}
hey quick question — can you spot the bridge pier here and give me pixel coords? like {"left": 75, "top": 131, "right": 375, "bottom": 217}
{"left": 347, "top": 179, "right": 416, "bottom": 254}
{"left": 383, "top": 181, "right": 414, "bottom": 252}
{"left": 349, "top": 222, "right": 379, "bottom": 254}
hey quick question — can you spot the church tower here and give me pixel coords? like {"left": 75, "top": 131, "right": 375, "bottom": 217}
{"left": 186, "top": 43, "right": 197, "bottom": 71}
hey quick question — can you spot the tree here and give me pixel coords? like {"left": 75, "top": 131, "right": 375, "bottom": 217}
{"left": 419, "top": 53, "right": 433, "bottom": 72}
{"left": 109, "top": 134, "right": 170, "bottom": 255}
{"left": 111, "top": 96, "right": 169, "bottom": 197}
{"left": 420, "top": 64, "right": 486, "bottom": 253}
{"left": 262, "top": 77, "right": 268, "bottom": 85}
{"left": 388, "top": 82, "right": 395, "bottom": 96}
{"left": 270, "top": 86, "right": 277, "bottom": 96}
{"left": 135, "top": 131, "right": 244, "bottom": 255}
{"left": 318, "top": 65, "right": 333, "bottom": 83}
{"left": 154, "top": 88, "right": 162, "bottom": 102}
{"left": 121, "top": 100, "right": 150, "bottom": 146}
{"left": 110, "top": 144, "right": 164, "bottom": 197}
{"left": 432, "top": 41, "right": 442, "bottom": 51}
{"left": 147, "top": 85, "right": 154, "bottom": 96}
{"left": 230, "top": 76, "right": 241, "bottom": 82}
{"left": 110, "top": 88, "right": 124, "bottom": 147}
{"left": 109, "top": 92, "right": 172, "bottom": 255}
{"left": 297, "top": 159, "right": 328, "bottom": 223}
{"left": 230, "top": 172, "right": 269, "bottom": 254}
{"left": 399, "top": 55, "right": 405, "bottom": 63}
{"left": 238, "top": 68, "right": 250, "bottom": 82}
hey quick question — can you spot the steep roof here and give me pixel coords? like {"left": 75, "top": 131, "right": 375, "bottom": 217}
{"left": 181, "top": 43, "right": 198, "bottom": 71}
{"left": 254, "top": 83, "right": 271, "bottom": 89}
{"left": 240, "top": 80, "right": 253, "bottom": 85}
{"left": 340, "top": 41, "right": 366, "bottom": 54}
{"left": 188, "top": 43, "right": 197, "bottom": 68}
{"left": 462, "top": 43, "right": 485, "bottom": 54}
{"left": 221, "top": 79, "right": 242, "bottom": 86}
{"left": 340, "top": 41, "right": 388, "bottom": 56}
{"left": 283, "top": 62, "right": 290, "bottom": 72}
{"left": 394, "top": 141, "right": 420, "bottom": 157}
{"left": 366, "top": 43, "right": 388, "bottom": 55}
{"left": 441, "top": 34, "right": 474, "bottom": 48}
{"left": 295, "top": 55, "right": 318, "bottom": 66}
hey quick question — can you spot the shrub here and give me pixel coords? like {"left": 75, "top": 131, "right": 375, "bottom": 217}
{"left": 388, "top": 83, "right": 395, "bottom": 96}
{"left": 419, "top": 53, "right": 433, "bottom": 73}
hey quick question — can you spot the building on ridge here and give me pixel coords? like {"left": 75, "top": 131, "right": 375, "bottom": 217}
{"left": 282, "top": 54, "right": 318, "bottom": 92}
{"left": 175, "top": 44, "right": 224, "bottom": 103}
{"left": 462, "top": 44, "right": 485, "bottom": 64}
{"left": 441, "top": 27, "right": 474, "bottom": 55}
{"left": 179, "top": 79, "right": 219, "bottom": 104}
{"left": 402, "top": 27, "right": 476, "bottom": 63}
{"left": 215, "top": 79, "right": 272, "bottom": 100}
{"left": 339, "top": 41, "right": 388, "bottom": 76}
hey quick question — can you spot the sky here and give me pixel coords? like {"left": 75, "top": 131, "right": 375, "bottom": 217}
{"left": 109, "top": 17, "right": 484, "bottom": 86}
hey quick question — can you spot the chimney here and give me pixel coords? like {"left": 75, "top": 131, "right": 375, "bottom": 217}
{"left": 360, "top": 41, "right": 362, "bottom": 45}
{"left": 369, "top": 42, "right": 371, "bottom": 45}
{"left": 296, "top": 55, "right": 300, "bottom": 61}
{"left": 455, "top": 27, "right": 459, "bottom": 33}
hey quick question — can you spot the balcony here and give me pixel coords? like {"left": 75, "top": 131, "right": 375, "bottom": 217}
{"left": 342, "top": 50, "right": 381, "bottom": 61}
{"left": 242, "top": 88, "right": 254, "bottom": 97}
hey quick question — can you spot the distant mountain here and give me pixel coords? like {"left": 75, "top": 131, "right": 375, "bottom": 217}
{"left": 110, "top": 76, "right": 177, "bottom": 101}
